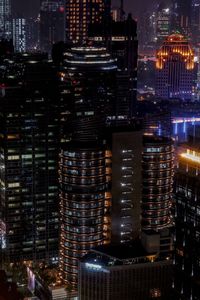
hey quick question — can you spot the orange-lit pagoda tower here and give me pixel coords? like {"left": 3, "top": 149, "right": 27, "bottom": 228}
{"left": 156, "top": 33, "right": 194, "bottom": 100}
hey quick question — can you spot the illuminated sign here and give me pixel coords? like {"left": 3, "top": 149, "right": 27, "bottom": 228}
{"left": 85, "top": 263, "right": 102, "bottom": 270}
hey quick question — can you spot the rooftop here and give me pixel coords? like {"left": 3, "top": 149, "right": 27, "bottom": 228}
{"left": 81, "top": 240, "right": 161, "bottom": 268}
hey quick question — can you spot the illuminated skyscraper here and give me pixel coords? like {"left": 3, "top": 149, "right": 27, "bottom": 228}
{"left": 156, "top": 34, "right": 194, "bottom": 100}
{"left": 65, "top": 0, "right": 111, "bottom": 43}
{"left": 59, "top": 47, "right": 117, "bottom": 286}
{"left": 0, "top": 0, "right": 11, "bottom": 39}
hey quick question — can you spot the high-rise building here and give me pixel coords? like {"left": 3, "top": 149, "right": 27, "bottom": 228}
{"left": 110, "top": 129, "right": 174, "bottom": 250}
{"left": 156, "top": 33, "right": 194, "bottom": 100}
{"left": 12, "top": 18, "right": 26, "bottom": 52}
{"left": 59, "top": 47, "right": 117, "bottom": 286}
{"left": 174, "top": 143, "right": 200, "bottom": 299}
{"left": 0, "top": 0, "right": 11, "bottom": 39}
{"left": 0, "top": 53, "right": 60, "bottom": 264}
{"left": 65, "top": 0, "right": 111, "bottom": 43}
{"left": 40, "top": 1, "right": 65, "bottom": 53}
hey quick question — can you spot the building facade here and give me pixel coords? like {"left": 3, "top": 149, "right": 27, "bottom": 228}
{"left": 111, "top": 129, "right": 143, "bottom": 244}
{"left": 0, "top": 53, "right": 60, "bottom": 263}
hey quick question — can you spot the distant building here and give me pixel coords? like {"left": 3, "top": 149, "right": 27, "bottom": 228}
{"left": 26, "top": 18, "right": 40, "bottom": 51}
{"left": 12, "top": 18, "right": 26, "bottom": 52}
{"left": 156, "top": 5, "right": 171, "bottom": 44}
{"left": 138, "top": 10, "right": 157, "bottom": 53}
{"left": 173, "top": 0, "right": 192, "bottom": 36}
{"left": 40, "top": 1, "right": 65, "bottom": 53}
{"left": 111, "top": 7, "right": 121, "bottom": 22}
{"left": 78, "top": 242, "right": 173, "bottom": 300}
{"left": 0, "top": 0, "right": 11, "bottom": 39}
{"left": 156, "top": 34, "right": 194, "bottom": 100}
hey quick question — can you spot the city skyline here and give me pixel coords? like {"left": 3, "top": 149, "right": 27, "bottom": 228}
{"left": 1, "top": 0, "right": 200, "bottom": 299}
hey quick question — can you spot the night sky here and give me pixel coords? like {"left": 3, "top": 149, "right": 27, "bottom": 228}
{"left": 12, "top": 0, "right": 158, "bottom": 18}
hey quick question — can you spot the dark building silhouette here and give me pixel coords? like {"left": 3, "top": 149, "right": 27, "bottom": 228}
{"left": 40, "top": 1, "right": 65, "bottom": 53}
{"left": 0, "top": 270, "right": 21, "bottom": 300}
{"left": 89, "top": 14, "right": 138, "bottom": 123}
